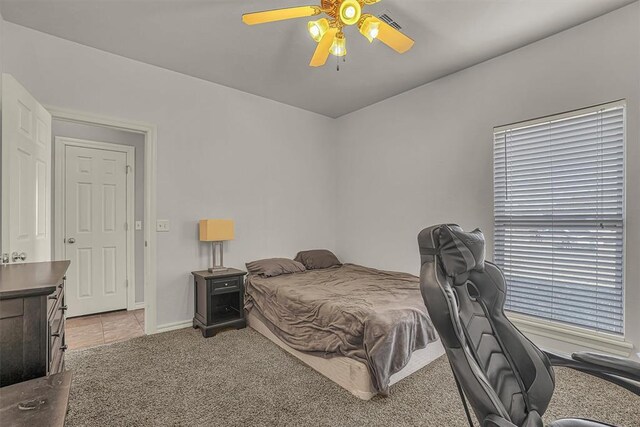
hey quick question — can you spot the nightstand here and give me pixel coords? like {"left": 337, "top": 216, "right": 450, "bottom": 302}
{"left": 191, "top": 268, "right": 247, "bottom": 338}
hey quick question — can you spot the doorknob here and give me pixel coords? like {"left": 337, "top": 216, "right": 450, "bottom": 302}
{"left": 11, "top": 252, "right": 27, "bottom": 262}
{"left": 67, "top": 238, "right": 76, "bottom": 244}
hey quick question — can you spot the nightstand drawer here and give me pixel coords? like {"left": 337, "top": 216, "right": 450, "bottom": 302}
{"left": 211, "top": 277, "right": 240, "bottom": 290}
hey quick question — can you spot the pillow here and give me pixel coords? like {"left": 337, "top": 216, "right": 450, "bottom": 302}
{"left": 245, "top": 258, "right": 305, "bottom": 277}
{"left": 438, "top": 225, "right": 485, "bottom": 277}
{"left": 294, "top": 249, "right": 341, "bottom": 270}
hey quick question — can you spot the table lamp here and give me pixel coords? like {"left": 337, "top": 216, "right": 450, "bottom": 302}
{"left": 199, "top": 219, "right": 234, "bottom": 272}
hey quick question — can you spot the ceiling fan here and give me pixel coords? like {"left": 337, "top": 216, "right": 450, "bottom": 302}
{"left": 242, "top": 0, "right": 414, "bottom": 67}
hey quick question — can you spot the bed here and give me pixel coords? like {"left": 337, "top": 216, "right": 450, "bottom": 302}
{"left": 244, "top": 263, "right": 444, "bottom": 400}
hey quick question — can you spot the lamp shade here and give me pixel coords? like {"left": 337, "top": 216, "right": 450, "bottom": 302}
{"left": 199, "top": 219, "right": 234, "bottom": 241}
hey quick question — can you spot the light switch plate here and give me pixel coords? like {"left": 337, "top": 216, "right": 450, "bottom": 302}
{"left": 156, "top": 220, "right": 170, "bottom": 232}
{"left": 135, "top": 221, "right": 142, "bottom": 230}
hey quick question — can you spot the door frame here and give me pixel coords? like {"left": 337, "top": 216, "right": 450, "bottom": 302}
{"left": 54, "top": 137, "right": 136, "bottom": 314}
{"left": 48, "top": 106, "right": 158, "bottom": 335}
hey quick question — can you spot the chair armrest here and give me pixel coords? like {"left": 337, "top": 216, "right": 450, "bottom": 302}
{"left": 572, "top": 352, "right": 640, "bottom": 382}
{"left": 544, "top": 350, "right": 640, "bottom": 396}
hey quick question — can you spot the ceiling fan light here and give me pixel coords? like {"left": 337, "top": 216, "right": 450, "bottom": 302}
{"left": 329, "top": 33, "right": 347, "bottom": 57}
{"left": 359, "top": 17, "right": 380, "bottom": 43}
{"left": 344, "top": 6, "right": 356, "bottom": 19}
{"left": 307, "top": 18, "right": 330, "bottom": 42}
{"left": 339, "top": 0, "right": 361, "bottom": 26}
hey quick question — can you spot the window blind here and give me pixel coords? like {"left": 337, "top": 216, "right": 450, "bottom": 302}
{"left": 493, "top": 103, "right": 625, "bottom": 335}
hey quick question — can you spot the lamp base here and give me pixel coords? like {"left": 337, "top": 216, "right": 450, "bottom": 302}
{"left": 208, "top": 241, "right": 227, "bottom": 273}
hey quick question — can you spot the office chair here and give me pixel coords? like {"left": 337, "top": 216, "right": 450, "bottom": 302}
{"left": 417, "top": 224, "right": 639, "bottom": 427}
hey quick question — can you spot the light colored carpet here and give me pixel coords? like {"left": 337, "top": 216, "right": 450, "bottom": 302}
{"left": 66, "top": 327, "right": 640, "bottom": 426}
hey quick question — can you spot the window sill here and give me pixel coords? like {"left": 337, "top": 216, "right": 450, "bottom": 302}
{"left": 506, "top": 312, "right": 633, "bottom": 357}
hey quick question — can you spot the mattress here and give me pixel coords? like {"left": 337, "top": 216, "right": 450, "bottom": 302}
{"left": 247, "top": 309, "right": 445, "bottom": 400}
{"left": 244, "top": 264, "right": 439, "bottom": 394}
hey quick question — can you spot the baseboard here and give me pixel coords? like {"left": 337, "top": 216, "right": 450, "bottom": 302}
{"left": 129, "top": 302, "right": 145, "bottom": 310}
{"left": 156, "top": 320, "right": 192, "bottom": 333}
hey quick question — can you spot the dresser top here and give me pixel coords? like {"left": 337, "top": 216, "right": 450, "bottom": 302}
{"left": 0, "top": 261, "right": 70, "bottom": 300}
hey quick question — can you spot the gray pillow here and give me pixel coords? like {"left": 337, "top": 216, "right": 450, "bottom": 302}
{"left": 294, "top": 249, "right": 341, "bottom": 270}
{"left": 438, "top": 225, "right": 485, "bottom": 277}
{"left": 245, "top": 258, "right": 305, "bottom": 277}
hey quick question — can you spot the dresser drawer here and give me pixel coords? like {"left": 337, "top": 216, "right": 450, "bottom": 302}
{"left": 48, "top": 284, "right": 66, "bottom": 375}
{"left": 0, "top": 298, "right": 23, "bottom": 319}
{"left": 49, "top": 332, "right": 66, "bottom": 375}
{"left": 47, "top": 280, "right": 65, "bottom": 318}
{"left": 49, "top": 311, "right": 65, "bottom": 356}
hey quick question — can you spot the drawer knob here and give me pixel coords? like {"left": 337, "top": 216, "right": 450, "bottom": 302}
{"left": 51, "top": 332, "right": 60, "bottom": 337}
{"left": 60, "top": 345, "right": 68, "bottom": 351}
{"left": 60, "top": 305, "right": 68, "bottom": 311}
{"left": 48, "top": 294, "right": 58, "bottom": 300}
{"left": 18, "top": 399, "right": 40, "bottom": 411}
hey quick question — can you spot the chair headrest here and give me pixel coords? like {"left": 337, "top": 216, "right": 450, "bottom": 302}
{"left": 418, "top": 224, "right": 486, "bottom": 283}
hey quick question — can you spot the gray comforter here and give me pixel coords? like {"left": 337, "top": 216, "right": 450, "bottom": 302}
{"left": 244, "top": 264, "right": 438, "bottom": 395}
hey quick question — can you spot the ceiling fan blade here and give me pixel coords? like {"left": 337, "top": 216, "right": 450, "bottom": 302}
{"left": 242, "top": 6, "right": 320, "bottom": 25}
{"left": 309, "top": 28, "right": 338, "bottom": 67}
{"left": 376, "top": 20, "right": 414, "bottom": 53}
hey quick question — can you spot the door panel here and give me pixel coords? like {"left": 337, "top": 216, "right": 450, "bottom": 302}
{"left": 64, "top": 145, "right": 128, "bottom": 317}
{"left": 1, "top": 74, "right": 52, "bottom": 263}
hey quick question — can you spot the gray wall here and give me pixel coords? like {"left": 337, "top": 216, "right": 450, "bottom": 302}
{"left": 335, "top": 3, "right": 640, "bottom": 358}
{"left": 52, "top": 120, "right": 145, "bottom": 304}
{"left": 2, "top": 20, "right": 338, "bottom": 328}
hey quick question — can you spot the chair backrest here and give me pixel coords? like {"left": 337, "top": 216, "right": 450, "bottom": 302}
{"left": 417, "top": 224, "right": 556, "bottom": 427}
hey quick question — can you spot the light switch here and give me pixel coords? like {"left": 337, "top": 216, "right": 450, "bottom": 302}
{"left": 135, "top": 221, "right": 142, "bottom": 230}
{"left": 156, "top": 220, "right": 170, "bottom": 232}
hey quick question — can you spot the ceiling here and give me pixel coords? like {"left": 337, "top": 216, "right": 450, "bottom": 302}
{"left": 0, "top": 0, "right": 635, "bottom": 118}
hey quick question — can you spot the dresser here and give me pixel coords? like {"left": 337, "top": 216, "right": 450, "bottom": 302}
{"left": 0, "top": 261, "right": 70, "bottom": 387}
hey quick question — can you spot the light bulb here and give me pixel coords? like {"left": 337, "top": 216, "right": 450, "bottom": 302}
{"left": 339, "top": 0, "right": 361, "bottom": 26}
{"left": 330, "top": 33, "right": 347, "bottom": 57}
{"left": 307, "top": 18, "right": 329, "bottom": 43}
{"left": 344, "top": 6, "right": 356, "bottom": 19}
{"left": 358, "top": 16, "right": 380, "bottom": 43}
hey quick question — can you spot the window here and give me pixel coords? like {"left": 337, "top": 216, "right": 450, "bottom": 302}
{"left": 493, "top": 102, "right": 625, "bottom": 335}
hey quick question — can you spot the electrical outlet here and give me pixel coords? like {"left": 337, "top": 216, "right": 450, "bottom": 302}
{"left": 135, "top": 221, "right": 142, "bottom": 230}
{"left": 156, "top": 220, "right": 170, "bottom": 232}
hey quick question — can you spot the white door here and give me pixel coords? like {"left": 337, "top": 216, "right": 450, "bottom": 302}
{"left": 64, "top": 145, "right": 128, "bottom": 317}
{"left": 1, "top": 74, "right": 52, "bottom": 263}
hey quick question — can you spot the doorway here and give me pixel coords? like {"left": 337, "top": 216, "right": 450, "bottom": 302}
{"left": 55, "top": 137, "right": 135, "bottom": 317}
{"left": 48, "top": 106, "right": 158, "bottom": 336}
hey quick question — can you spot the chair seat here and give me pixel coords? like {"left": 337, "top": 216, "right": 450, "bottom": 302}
{"left": 548, "top": 418, "right": 615, "bottom": 427}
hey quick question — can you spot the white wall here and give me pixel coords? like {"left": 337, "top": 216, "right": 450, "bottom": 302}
{"left": 2, "top": 21, "right": 338, "bottom": 328}
{"left": 52, "top": 120, "right": 146, "bottom": 304}
{"left": 335, "top": 3, "right": 640, "bottom": 357}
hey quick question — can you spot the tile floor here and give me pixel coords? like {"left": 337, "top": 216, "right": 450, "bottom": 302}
{"left": 66, "top": 309, "right": 145, "bottom": 350}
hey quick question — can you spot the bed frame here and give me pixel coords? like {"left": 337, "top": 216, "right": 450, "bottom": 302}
{"left": 247, "top": 309, "right": 445, "bottom": 400}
